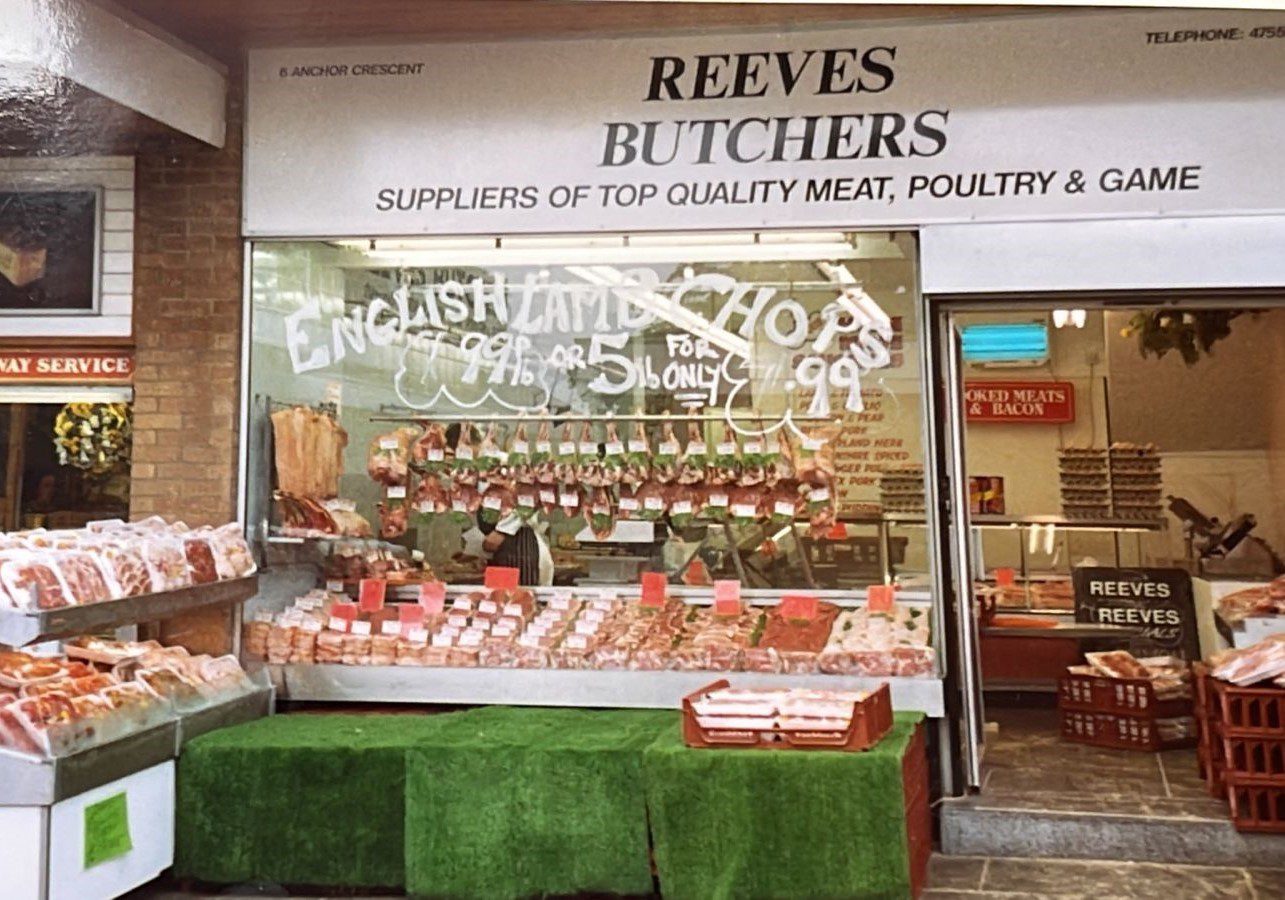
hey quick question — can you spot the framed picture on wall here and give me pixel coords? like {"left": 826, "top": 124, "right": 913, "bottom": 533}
{"left": 0, "top": 188, "right": 100, "bottom": 314}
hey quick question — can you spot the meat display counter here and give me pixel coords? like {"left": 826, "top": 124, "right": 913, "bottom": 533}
{"left": 244, "top": 584, "right": 946, "bottom": 716}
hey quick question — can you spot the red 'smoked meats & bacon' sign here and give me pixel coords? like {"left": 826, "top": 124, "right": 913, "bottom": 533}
{"left": 965, "top": 380, "right": 1075, "bottom": 424}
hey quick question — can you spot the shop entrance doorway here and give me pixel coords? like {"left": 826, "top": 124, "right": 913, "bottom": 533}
{"left": 929, "top": 294, "right": 1285, "bottom": 860}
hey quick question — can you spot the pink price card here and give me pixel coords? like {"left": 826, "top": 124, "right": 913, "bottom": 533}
{"left": 484, "top": 566, "right": 520, "bottom": 590}
{"left": 994, "top": 567, "right": 1016, "bottom": 588}
{"left": 640, "top": 571, "right": 667, "bottom": 608}
{"left": 358, "top": 578, "right": 387, "bottom": 612}
{"left": 418, "top": 581, "right": 446, "bottom": 615}
{"left": 713, "top": 579, "right": 742, "bottom": 616}
{"left": 330, "top": 601, "right": 359, "bottom": 621}
{"left": 399, "top": 604, "right": 426, "bottom": 627}
{"left": 779, "top": 594, "right": 819, "bottom": 622}
{"left": 867, "top": 585, "right": 895, "bottom": 614}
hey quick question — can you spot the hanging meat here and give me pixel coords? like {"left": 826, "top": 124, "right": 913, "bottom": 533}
{"left": 621, "top": 420, "right": 651, "bottom": 486}
{"left": 532, "top": 421, "right": 557, "bottom": 485}
{"left": 653, "top": 422, "right": 681, "bottom": 484}
{"left": 617, "top": 483, "right": 640, "bottom": 520}
{"left": 795, "top": 429, "right": 837, "bottom": 488}
{"left": 677, "top": 423, "right": 707, "bottom": 485}
{"left": 666, "top": 484, "right": 698, "bottom": 530}
{"left": 515, "top": 482, "right": 540, "bottom": 522}
{"left": 729, "top": 485, "right": 762, "bottom": 527}
{"left": 367, "top": 427, "right": 418, "bottom": 487}
{"left": 700, "top": 483, "right": 730, "bottom": 523}
{"left": 452, "top": 423, "right": 481, "bottom": 486}
{"left": 413, "top": 476, "right": 450, "bottom": 516}
{"left": 271, "top": 405, "right": 349, "bottom": 499}
{"left": 765, "top": 431, "right": 795, "bottom": 487}
{"left": 479, "top": 482, "right": 516, "bottom": 526}
{"left": 378, "top": 502, "right": 408, "bottom": 539}
{"left": 508, "top": 423, "right": 533, "bottom": 484}
{"left": 558, "top": 483, "right": 585, "bottom": 527}
{"left": 598, "top": 421, "right": 624, "bottom": 486}
{"left": 577, "top": 422, "right": 604, "bottom": 486}
{"left": 766, "top": 478, "right": 804, "bottom": 527}
{"left": 708, "top": 427, "right": 741, "bottom": 486}
{"left": 554, "top": 422, "right": 579, "bottom": 483}
{"left": 588, "top": 487, "right": 615, "bottom": 539}
{"left": 635, "top": 479, "right": 668, "bottom": 522}
{"left": 448, "top": 482, "right": 482, "bottom": 528}
{"left": 411, "top": 422, "right": 449, "bottom": 475}
{"left": 478, "top": 423, "right": 507, "bottom": 479}
{"left": 739, "top": 434, "right": 767, "bottom": 487}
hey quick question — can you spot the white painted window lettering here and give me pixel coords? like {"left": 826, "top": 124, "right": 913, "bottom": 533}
{"left": 280, "top": 268, "right": 893, "bottom": 433}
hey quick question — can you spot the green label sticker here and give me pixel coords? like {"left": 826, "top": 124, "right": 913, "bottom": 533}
{"left": 83, "top": 791, "right": 132, "bottom": 869}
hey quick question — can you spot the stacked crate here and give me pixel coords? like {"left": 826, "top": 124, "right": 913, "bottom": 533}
{"left": 1195, "top": 664, "right": 1285, "bottom": 833}
{"left": 879, "top": 465, "right": 926, "bottom": 515}
{"left": 1057, "top": 670, "right": 1195, "bottom": 751}
{"left": 1109, "top": 442, "right": 1164, "bottom": 523}
{"left": 1058, "top": 448, "right": 1110, "bottom": 520}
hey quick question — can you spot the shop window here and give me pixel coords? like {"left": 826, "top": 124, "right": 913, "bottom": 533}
{"left": 247, "top": 233, "right": 928, "bottom": 590}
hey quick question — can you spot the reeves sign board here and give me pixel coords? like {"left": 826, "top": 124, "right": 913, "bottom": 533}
{"left": 244, "top": 11, "right": 1285, "bottom": 236}
{"left": 1073, "top": 567, "right": 1199, "bottom": 661}
{"left": 965, "top": 380, "right": 1075, "bottom": 424}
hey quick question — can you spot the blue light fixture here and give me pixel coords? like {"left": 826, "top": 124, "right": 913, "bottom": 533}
{"left": 960, "top": 323, "right": 1049, "bottom": 363}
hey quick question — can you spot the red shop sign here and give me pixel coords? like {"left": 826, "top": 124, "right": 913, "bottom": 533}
{"left": 964, "top": 380, "right": 1075, "bottom": 424}
{"left": 0, "top": 349, "right": 134, "bottom": 383}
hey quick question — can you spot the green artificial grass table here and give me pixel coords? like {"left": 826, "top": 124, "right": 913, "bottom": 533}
{"left": 644, "top": 711, "right": 925, "bottom": 900}
{"left": 176, "top": 706, "right": 925, "bottom": 898}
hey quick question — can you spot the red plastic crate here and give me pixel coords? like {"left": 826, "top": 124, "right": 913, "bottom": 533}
{"left": 1059, "top": 708, "right": 1195, "bottom": 752}
{"left": 1058, "top": 672, "right": 1190, "bottom": 718}
{"left": 901, "top": 724, "right": 931, "bottom": 899}
{"left": 1211, "top": 681, "right": 1285, "bottom": 737}
{"left": 1226, "top": 777, "right": 1285, "bottom": 834}
{"left": 1221, "top": 735, "right": 1285, "bottom": 781}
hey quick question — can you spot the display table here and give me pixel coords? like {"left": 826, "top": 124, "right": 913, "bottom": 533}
{"left": 645, "top": 712, "right": 927, "bottom": 900}
{"left": 177, "top": 708, "right": 928, "bottom": 897}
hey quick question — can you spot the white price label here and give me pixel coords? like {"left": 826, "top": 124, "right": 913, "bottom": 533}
{"left": 811, "top": 487, "right": 831, "bottom": 502}
{"left": 518, "top": 494, "right": 536, "bottom": 508}
{"left": 559, "top": 441, "right": 576, "bottom": 455}
{"left": 709, "top": 493, "right": 729, "bottom": 507}
{"left": 503, "top": 602, "right": 525, "bottom": 617}
{"left": 717, "top": 441, "right": 737, "bottom": 455}
{"left": 301, "top": 618, "right": 323, "bottom": 633}
{"left": 428, "top": 448, "right": 445, "bottom": 461}
{"left": 511, "top": 439, "right": 528, "bottom": 454}
{"left": 644, "top": 496, "right": 666, "bottom": 510}
{"left": 536, "top": 441, "right": 552, "bottom": 454}
{"left": 539, "top": 489, "right": 556, "bottom": 504}
{"left": 628, "top": 440, "right": 648, "bottom": 453}
{"left": 688, "top": 442, "right": 707, "bottom": 456}
{"left": 381, "top": 621, "right": 403, "bottom": 636}
{"left": 563, "top": 633, "right": 589, "bottom": 650}
{"left": 350, "top": 621, "right": 372, "bottom": 636}
{"left": 327, "top": 616, "right": 348, "bottom": 632}
{"left": 732, "top": 503, "right": 758, "bottom": 518}
{"left": 452, "top": 499, "right": 468, "bottom": 513}
{"left": 560, "top": 492, "right": 579, "bottom": 507}
{"left": 478, "top": 599, "right": 498, "bottom": 615}
{"left": 744, "top": 441, "right": 764, "bottom": 454}
{"left": 447, "top": 614, "right": 470, "bottom": 629}
{"left": 605, "top": 441, "right": 625, "bottom": 455}
{"left": 518, "top": 633, "right": 541, "bottom": 649}
{"left": 548, "top": 592, "right": 572, "bottom": 610}
{"left": 659, "top": 441, "right": 680, "bottom": 455}
{"left": 575, "top": 619, "right": 600, "bottom": 635}
{"left": 579, "top": 441, "right": 598, "bottom": 455}
{"left": 483, "top": 495, "right": 503, "bottom": 510}
{"left": 477, "top": 479, "right": 490, "bottom": 493}
{"left": 583, "top": 607, "right": 606, "bottom": 623}
{"left": 802, "top": 438, "right": 824, "bottom": 452}
{"left": 452, "top": 598, "right": 472, "bottom": 610}
{"left": 325, "top": 580, "right": 344, "bottom": 593}
{"left": 253, "top": 610, "right": 274, "bottom": 623}
{"left": 527, "top": 622, "right": 548, "bottom": 637}
{"left": 386, "top": 485, "right": 407, "bottom": 499}
{"left": 459, "top": 630, "right": 484, "bottom": 647}
{"left": 408, "top": 628, "right": 429, "bottom": 644}
{"left": 671, "top": 500, "right": 692, "bottom": 515}
{"left": 411, "top": 549, "right": 425, "bottom": 562}
{"left": 619, "top": 497, "right": 640, "bottom": 511}
{"left": 379, "top": 438, "right": 400, "bottom": 450}
{"left": 432, "top": 632, "right": 454, "bottom": 648}
{"left": 774, "top": 500, "right": 797, "bottom": 517}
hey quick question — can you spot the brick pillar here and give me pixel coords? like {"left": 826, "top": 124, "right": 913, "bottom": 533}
{"left": 130, "top": 84, "right": 244, "bottom": 653}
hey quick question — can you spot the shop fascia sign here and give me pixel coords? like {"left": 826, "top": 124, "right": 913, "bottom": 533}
{"left": 964, "top": 380, "right": 1075, "bottom": 424}
{"left": 0, "top": 349, "right": 133, "bottom": 383}
{"left": 244, "top": 10, "right": 1285, "bottom": 235}
{"left": 283, "top": 267, "right": 892, "bottom": 434}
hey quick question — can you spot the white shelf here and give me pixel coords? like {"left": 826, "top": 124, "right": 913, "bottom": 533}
{"left": 261, "top": 664, "right": 944, "bottom": 716}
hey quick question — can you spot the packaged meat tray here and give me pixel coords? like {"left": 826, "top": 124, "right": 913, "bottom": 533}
{"left": 682, "top": 680, "right": 894, "bottom": 751}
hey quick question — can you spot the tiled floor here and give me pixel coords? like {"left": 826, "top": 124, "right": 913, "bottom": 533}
{"left": 925, "top": 854, "right": 1285, "bottom": 899}
{"left": 978, "top": 707, "right": 1228, "bottom": 819}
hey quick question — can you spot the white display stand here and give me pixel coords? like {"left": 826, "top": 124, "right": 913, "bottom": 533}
{"left": 0, "top": 762, "right": 174, "bottom": 900}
